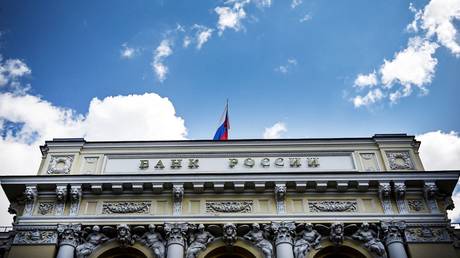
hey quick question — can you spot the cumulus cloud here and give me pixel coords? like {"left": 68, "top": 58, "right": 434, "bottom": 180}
{"left": 352, "top": 89, "right": 384, "bottom": 108}
{"left": 275, "top": 58, "right": 297, "bottom": 74}
{"left": 354, "top": 71, "right": 378, "bottom": 88}
{"left": 351, "top": 0, "right": 460, "bottom": 107}
{"left": 183, "top": 36, "right": 191, "bottom": 48}
{"left": 0, "top": 56, "right": 31, "bottom": 87}
{"left": 416, "top": 131, "right": 460, "bottom": 222}
{"left": 263, "top": 122, "right": 287, "bottom": 139}
{"left": 291, "top": 0, "right": 302, "bottom": 9}
{"left": 299, "top": 14, "right": 312, "bottom": 23}
{"left": 152, "top": 39, "right": 173, "bottom": 82}
{"left": 193, "top": 25, "right": 214, "bottom": 50}
{"left": 215, "top": 0, "right": 249, "bottom": 35}
{"left": 120, "top": 43, "right": 137, "bottom": 59}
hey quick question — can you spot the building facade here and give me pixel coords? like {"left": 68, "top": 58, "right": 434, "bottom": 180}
{"left": 0, "top": 134, "right": 459, "bottom": 258}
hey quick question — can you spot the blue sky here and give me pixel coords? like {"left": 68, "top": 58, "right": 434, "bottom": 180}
{"left": 1, "top": 0, "right": 459, "bottom": 139}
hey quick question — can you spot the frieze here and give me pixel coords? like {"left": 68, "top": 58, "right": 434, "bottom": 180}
{"left": 405, "top": 226, "right": 452, "bottom": 243}
{"left": 13, "top": 230, "right": 58, "bottom": 245}
{"left": 38, "top": 202, "right": 55, "bottom": 215}
{"left": 205, "top": 200, "right": 253, "bottom": 213}
{"left": 47, "top": 155, "right": 73, "bottom": 174}
{"left": 407, "top": 199, "right": 426, "bottom": 212}
{"left": 102, "top": 201, "right": 151, "bottom": 214}
{"left": 308, "top": 200, "right": 357, "bottom": 212}
{"left": 386, "top": 151, "right": 414, "bottom": 170}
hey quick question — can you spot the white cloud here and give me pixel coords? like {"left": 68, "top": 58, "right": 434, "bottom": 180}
{"left": 215, "top": 0, "right": 249, "bottom": 35}
{"left": 275, "top": 58, "right": 297, "bottom": 74}
{"left": 193, "top": 25, "right": 214, "bottom": 50}
{"left": 299, "top": 14, "right": 312, "bottom": 23}
{"left": 416, "top": 131, "right": 460, "bottom": 222}
{"left": 183, "top": 36, "right": 191, "bottom": 48}
{"left": 263, "top": 122, "right": 287, "bottom": 139}
{"left": 353, "top": 71, "right": 378, "bottom": 88}
{"left": 152, "top": 39, "right": 173, "bottom": 82}
{"left": 0, "top": 57, "right": 31, "bottom": 87}
{"left": 120, "top": 43, "right": 137, "bottom": 59}
{"left": 291, "top": 0, "right": 302, "bottom": 9}
{"left": 420, "top": 0, "right": 460, "bottom": 56}
{"left": 254, "top": 0, "right": 272, "bottom": 8}
{"left": 352, "top": 88, "right": 384, "bottom": 108}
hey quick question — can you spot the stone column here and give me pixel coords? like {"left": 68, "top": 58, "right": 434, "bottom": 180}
{"left": 165, "top": 223, "right": 188, "bottom": 258}
{"left": 56, "top": 224, "right": 81, "bottom": 258}
{"left": 382, "top": 221, "right": 407, "bottom": 258}
{"left": 272, "top": 222, "right": 295, "bottom": 258}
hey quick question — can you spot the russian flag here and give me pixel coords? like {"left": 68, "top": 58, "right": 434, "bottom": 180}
{"left": 213, "top": 102, "right": 230, "bottom": 140}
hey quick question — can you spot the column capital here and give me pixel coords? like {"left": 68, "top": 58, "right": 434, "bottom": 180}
{"left": 271, "top": 221, "right": 295, "bottom": 246}
{"left": 381, "top": 221, "right": 406, "bottom": 245}
{"left": 165, "top": 223, "right": 188, "bottom": 247}
{"left": 57, "top": 224, "right": 81, "bottom": 248}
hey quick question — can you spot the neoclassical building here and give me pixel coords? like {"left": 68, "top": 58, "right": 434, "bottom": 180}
{"left": 0, "top": 134, "right": 459, "bottom": 258}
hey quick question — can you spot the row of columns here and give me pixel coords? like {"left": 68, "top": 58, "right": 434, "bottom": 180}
{"left": 55, "top": 221, "right": 409, "bottom": 258}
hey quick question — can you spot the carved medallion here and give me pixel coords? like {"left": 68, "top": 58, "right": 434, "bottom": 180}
{"left": 205, "top": 200, "right": 253, "bottom": 213}
{"left": 47, "top": 156, "right": 73, "bottom": 174}
{"left": 102, "top": 201, "right": 151, "bottom": 214}
{"left": 308, "top": 200, "right": 357, "bottom": 212}
{"left": 38, "top": 202, "right": 55, "bottom": 215}
{"left": 407, "top": 199, "right": 426, "bottom": 212}
{"left": 386, "top": 151, "right": 414, "bottom": 170}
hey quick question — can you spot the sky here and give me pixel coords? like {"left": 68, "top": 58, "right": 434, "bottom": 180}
{"left": 0, "top": 0, "right": 460, "bottom": 223}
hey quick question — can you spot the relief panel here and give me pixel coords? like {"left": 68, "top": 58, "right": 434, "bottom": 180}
{"left": 47, "top": 155, "right": 74, "bottom": 175}
{"left": 101, "top": 201, "right": 151, "bottom": 215}
{"left": 407, "top": 199, "right": 428, "bottom": 213}
{"left": 80, "top": 156, "right": 99, "bottom": 174}
{"left": 205, "top": 200, "right": 253, "bottom": 214}
{"left": 307, "top": 200, "right": 358, "bottom": 212}
{"left": 359, "top": 153, "right": 380, "bottom": 172}
{"left": 386, "top": 151, "right": 414, "bottom": 170}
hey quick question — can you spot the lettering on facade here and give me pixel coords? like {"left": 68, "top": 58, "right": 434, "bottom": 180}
{"left": 139, "top": 160, "right": 149, "bottom": 169}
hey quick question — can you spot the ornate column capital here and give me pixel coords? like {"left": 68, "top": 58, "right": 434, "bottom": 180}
{"left": 271, "top": 221, "right": 295, "bottom": 246}
{"left": 381, "top": 221, "right": 406, "bottom": 245}
{"left": 57, "top": 224, "right": 81, "bottom": 248}
{"left": 165, "top": 223, "right": 188, "bottom": 247}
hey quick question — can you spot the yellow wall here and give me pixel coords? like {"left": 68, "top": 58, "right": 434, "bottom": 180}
{"left": 407, "top": 243, "right": 458, "bottom": 258}
{"left": 8, "top": 245, "right": 56, "bottom": 258}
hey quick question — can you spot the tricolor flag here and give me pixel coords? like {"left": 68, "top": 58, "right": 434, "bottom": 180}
{"left": 213, "top": 101, "right": 230, "bottom": 140}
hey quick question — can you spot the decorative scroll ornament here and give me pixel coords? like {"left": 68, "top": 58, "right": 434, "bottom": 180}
{"left": 394, "top": 183, "right": 408, "bottom": 214}
{"left": 13, "top": 229, "right": 58, "bottom": 245}
{"left": 352, "top": 223, "right": 387, "bottom": 258}
{"left": 381, "top": 221, "right": 406, "bottom": 245}
{"left": 205, "top": 200, "right": 253, "bottom": 213}
{"left": 57, "top": 224, "right": 81, "bottom": 248}
{"left": 47, "top": 156, "right": 73, "bottom": 174}
{"left": 117, "top": 224, "right": 134, "bottom": 246}
{"left": 274, "top": 185, "right": 286, "bottom": 214}
{"left": 244, "top": 223, "right": 274, "bottom": 258}
{"left": 404, "top": 226, "right": 452, "bottom": 243}
{"left": 38, "top": 202, "right": 55, "bottom": 215}
{"left": 271, "top": 221, "right": 295, "bottom": 246}
{"left": 138, "top": 224, "right": 166, "bottom": 258}
{"left": 55, "top": 186, "right": 67, "bottom": 216}
{"left": 386, "top": 151, "right": 414, "bottom": 170}
{"left": 294, "top": 223, "right": 321, "bottom": 258}
{"left": 378, "top": 183, "right": 392, "bottom": 214}
{"left": 76, "top": 225, "right": 109, "bottom": 258}
{"left": 407, "top": 199, "right": 425, "bottom": 212}
{"left": 329, "top": 223, "right": 344, "bottom": 246}
{"left": 424, "top": 182, "right": 439, "bottom": 213}
{"left": 173, "top": 185, "right": 184, "bottom": 216}
{"left": 308, "top": 201, "right": 357, "bottom": 212}
{"left": 70, "top": 186, "right": 82, "bottom": 216}
{"left": 223, "top": 223, "right": 237, "bottom": 246}
{"left": 186, "top": 224, "right": 215, "bottom": 258}
{"left": 23, "top": 186, "right": 37, "bottom": 216}
{"left": 164, "top": 223, "right": 189, "bottom": 247}
{"left": 102, "top": 201, "right": 151, "bottom": 214}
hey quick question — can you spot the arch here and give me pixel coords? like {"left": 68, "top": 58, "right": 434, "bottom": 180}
{"left": 198, "top": 238, "right": 264, "bottom": 258}
{"left": 308, "top": 239, "right": 375, "bottom": 258}
{"left": 88, "top": 239, "right": 156, "bottom": 258}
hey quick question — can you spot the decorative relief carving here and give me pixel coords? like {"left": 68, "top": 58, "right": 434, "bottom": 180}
{"left": 38, "top": 202, "right": 55, "bottom": 215}
{"left": 394, "top": 183, "right": 408, "bottom": 214}
{"left": 378, "top": 183, "right": 392, "bottom": 214}
{"left": 102, "top": 201, "right": 151, "bottom": 214}
{"left": 13, "top": 229, "right": 58, "bottom": 245}
{"left": 76, "top": 225, "right": 109, "bottom": 258}
{"left": 57, "top": 224, "right": 81, "bottom": 247}
{"left": 274, "top": 185, "right": 286, "bottom": 214}
{"left": 308, "top": 201, "right": 357, "bottom": 212}
{"left": 55, "top": 185, "right": 67, "bottom": 216}
{"left": 244, "top": 223, "right": 273, "bottom": 258}
{"left": 360, "top": 153, "right": 378, "bottom": 172}
{"left": 404, "top": 226, "right": 452, "bottom": 243}
{"left": 117, "top": 224, "right": 134, "bottom": 246}
{"left": 173, "top": 185, "right": 184, "bottom": 216}
{"left": 381, "top": 221, "right": 406, "bottom": 245}
{"left": 70, "top": 185, "right": 82, "bottom": 216}
{"left": 223, "top": 223, "right": 237, "bottom": 246}
{"left": 164, "top": 223, "right": 189, "bottom": 246}
{"left": 271, "top": 221, "right": 295, "bottom": 246}
{"left": 23, "top": 186, "right": 37, "bottom": 216}
{"left": 294, "top": 223, "right": 322, "bottom": 258}
{"left": 138, "top": 224, "right": 166, "bottom": 258}
{"left": 424, "top": 182, "right": 439, "bottom": 213}
{"left": 329, "top": 222, "right": 344, "bottom": 246}
{"left": 47, "top": 155, "right": 74, "bottom": 174}
{"left": 407, "top": 199, "right": 426, "bottom": 212}
{"left": 386, "top": 151, "right": 414, "bottom": 170}
{"left": 352, "top": 223, "right": 387, "bottom": 257}
{"left": 205, "top": 200, "right": 253, "bottom": 213}
{"left": 186, "top": 224, "right": 214, "bottom": 258}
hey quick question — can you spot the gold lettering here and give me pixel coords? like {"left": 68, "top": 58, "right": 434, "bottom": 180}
{"left": 139, "top": 160, "right": 149, "bottom": 169}
{"left": 244, "top": 158, "right": 255, "bottom": 168}
{"left": 188, "top": 159, "right": 199, "bottom": 169}
{"left": 307, "top": 157, "right": 320, "bottom": 168}
{"left": 229, "top": 158, "right": 238, "bottom": 168}
{"left": 275, "top": 158, "right": 284, "bottom": 167}
{"left": 170, "top": 159, "right": 182, "bottom": 169}
{"left": 154, "top": 160, "right": 165, "bottom": 169}
{"left": 260, "top": 158, "right": 270, "bottom": 167}
{"left": 289, "top": 158, "right": 301, "bottom": 167}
